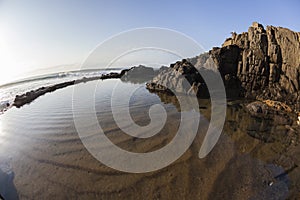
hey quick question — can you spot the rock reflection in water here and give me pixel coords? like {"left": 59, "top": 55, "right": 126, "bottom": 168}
{"left": 148, "top": 91, "right": 292, "bottom": 199}
{"left": 149, "top": 91, "right": 297, "bottom": 152}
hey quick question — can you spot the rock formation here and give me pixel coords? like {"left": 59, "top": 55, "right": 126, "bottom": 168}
{"left": 120, "top": 65, "right": 158, "bottom": 83}
{"left": 211, "top": 22, "right": 300, "bottom": 106}
{"left": 146, "top": 59, "right": 210, "bottom": 98}
{"left": 147, "top": 22, "right": 300, "bottom": 110}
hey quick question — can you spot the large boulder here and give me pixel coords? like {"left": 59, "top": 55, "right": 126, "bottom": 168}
{"left": 146, "top": 59, "right": 209, "bottom": 97}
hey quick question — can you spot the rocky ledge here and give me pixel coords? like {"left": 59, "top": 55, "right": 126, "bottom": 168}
{"left": 13, "top": 72, "right": 122, "bottom": 108}
{"left": 146, "top": 22, "right": 300, "bottom": 112}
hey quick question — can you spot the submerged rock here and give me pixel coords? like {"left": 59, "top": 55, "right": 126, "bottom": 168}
{"left": 262, "top": 100, "right": 292, "bottom": 113}
{"left": 246, "top": 101, "right": 267, "bottom": 116}
{"left": 244, "top": 100, "right": 296, "bottom": 142}
{"left": 246, "top": 101, "right": 293, "bottom": 121}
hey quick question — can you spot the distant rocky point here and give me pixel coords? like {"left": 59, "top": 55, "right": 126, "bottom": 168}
{"left": 120, "top": 65, "right": 158, "bottom": 83}
{"left": 147, "top": 22, "right": 300, "bottom": 111}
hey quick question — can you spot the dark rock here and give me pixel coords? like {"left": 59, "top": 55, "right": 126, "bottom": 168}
{"left": 120, "top": 65, "right": 158, "bottom": 83}
{"left": 246, "top": 101, "right": 269, "bottom": 117}
{"left": 146, "top": 22, "right": 297, "bottom": 102}
{"left": 209, "top": 45, "right": 241, "bottom": 77}
{"left": 212, "top": 22, "right": 300, "bottom": 107}
{"left": 246, "top": 101, "right": 294, "bottom": 126}
{"left": 146, "top": 59, "right": 209, "bottom": 97}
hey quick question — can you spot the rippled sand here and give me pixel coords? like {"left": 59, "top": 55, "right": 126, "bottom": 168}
{"left": 0, "top": 79, "right": 299, "bottom": 199}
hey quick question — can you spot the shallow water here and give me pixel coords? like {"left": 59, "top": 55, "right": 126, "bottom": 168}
{"left": 0, "top": 79, "right": 298, "bottom": 199}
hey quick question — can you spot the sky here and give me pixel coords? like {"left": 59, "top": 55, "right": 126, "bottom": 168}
{"left": 0, "top": 0, "right": 299, "bottom": 85}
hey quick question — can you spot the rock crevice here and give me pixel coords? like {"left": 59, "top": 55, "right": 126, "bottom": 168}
{"left": 217, "top": 22, "right": 300, "bottom": 105}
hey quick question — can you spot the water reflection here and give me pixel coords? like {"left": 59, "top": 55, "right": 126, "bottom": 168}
{"left": 150, "top": 90, "right": 297, "bottom": 145}
{"left": 0, "top": 156, "right": 19, "bottom": 200}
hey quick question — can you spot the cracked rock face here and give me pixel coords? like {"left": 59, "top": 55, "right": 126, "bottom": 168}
{"left": 147, "top": 22, "right": 300, "bottom": 109}
{"left": 212, "top": 22, "right": 300, "bottom": 105}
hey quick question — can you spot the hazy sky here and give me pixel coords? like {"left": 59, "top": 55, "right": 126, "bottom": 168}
{"left": 0, "top": 0, "right": 299, "bottom": 84}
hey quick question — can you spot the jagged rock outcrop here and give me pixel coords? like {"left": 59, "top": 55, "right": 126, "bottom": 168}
{"left": 211, "top": 22, "right": 300, "bottom": 106}
{"left": 147, "top": 22, "right": 300, "bottom": 110}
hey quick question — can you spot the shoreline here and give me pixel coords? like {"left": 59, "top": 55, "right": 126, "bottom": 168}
{"left": 0, "top": 70, "right": 129, "bottom": 114}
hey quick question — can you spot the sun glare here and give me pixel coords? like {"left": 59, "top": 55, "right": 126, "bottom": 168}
{"left": 0, "top": 58, "right": 21, "bottom": 85}
{"left": 0, "top": 31, "right": 25, "bottom": 85}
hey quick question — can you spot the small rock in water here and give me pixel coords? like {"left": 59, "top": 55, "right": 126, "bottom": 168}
{"left": 269, "top": 181, "right": 274, "bottom": 186}
{"left": 0, "top": 100, "right": 11, "bottom": 113}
